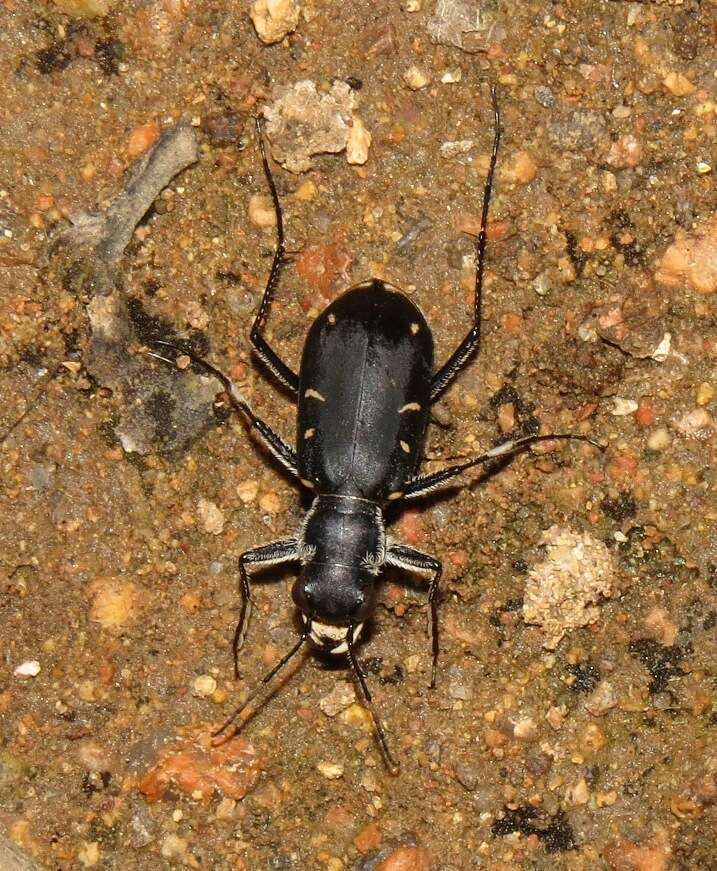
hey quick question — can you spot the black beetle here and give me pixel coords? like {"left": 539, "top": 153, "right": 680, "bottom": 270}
{"left": 153, "top": 86, "right": 598, "bottom": 769}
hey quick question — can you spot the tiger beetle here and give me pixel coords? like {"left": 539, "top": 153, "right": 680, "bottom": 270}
{"left": 152, "top": 85, "right": 601, "bottom": 771}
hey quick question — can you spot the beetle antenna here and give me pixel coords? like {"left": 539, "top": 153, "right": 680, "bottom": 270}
{"left": 346, "top": 628, "right": 399, "bottom": 775}
{"left": 212, "top": 621, "right": 311, "bottom": 741}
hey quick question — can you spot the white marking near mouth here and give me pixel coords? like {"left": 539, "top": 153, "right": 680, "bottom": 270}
{"left": 303, "top": 618, "right": 365, "bottom": 654}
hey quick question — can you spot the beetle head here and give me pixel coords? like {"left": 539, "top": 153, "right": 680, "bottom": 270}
{"left": 292, "top": 563, "right": 376, "bottom": 654}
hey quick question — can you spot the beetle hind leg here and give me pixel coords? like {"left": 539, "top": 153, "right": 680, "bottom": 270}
{"left": 385, "top": 543, "right": 443, "bottom": 689}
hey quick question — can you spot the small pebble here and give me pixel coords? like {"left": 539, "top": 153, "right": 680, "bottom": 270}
{"left": 250, "top": 0, "right": 300, "bottom": 44}
{"left": 644, "top": 606, "right": 678, "bottom": 646}
{"left": 612, "top": 397, "right": 638, "bottom": 416}
{"left": 127, "top": 122, "right": 160, "bottom": 159}
{"left": 161, "top": 834, "right": 188, "bottom": 860}
{"left": 317, "top": 761, "right": 344, "bottom": 780}
{"left": 676, "top": 407, "right": 713, "bottom": 435}
{"left": 440, "top": 68, "right": 462, "bottom": 83}
{"left": 375, "top": 846, "right": 431, "bottom": 871}
{"left": 655, "top": 215, "right": 717, "bottom": 295}
{"left": 454, "top": 761, "right": 479, "bottom": 790}
{"left": 192, "top": 674, "right": 217, "bottom": 698}
{"left": 634, "top": 398, "right": 656, "bottom": 427}
{"left": 78, "top": 842, "right": 101, "bottom": 867}
{"left": 346, "top": 117, "right": 372, "bottom": 165}
{"left": 319, "top": 682, "right": 355, "bottom": 717}
{"left": 663, "top": 72, "right": 696, "bottom": 96}
{"left": 197, "top": 498, "right": 225, "bottom": 535}
{"left": 696, "top": 382, "right": 714, "bottom": 406}
{"left": 512, "top": 717, "right": 538, "bottom": 740}
{"left": 607, "top": 134, "right": 642, "bottom": 169}
{"left": 215, "top": 797, "right": 236, "bottom": 820}
{"left": 403, "top": 65, "right": 430, "bottom": 90}
{"left": 566, "top": 777, "right": 590, "bottom": 805}
{"left": 583, "top": 722, "right": 607, "bottom": 751}
{"left": 647, "top": 428, "right": 671, "bottom": 451}
{"left": 440, "top": 140, "right": 473, "bottom": 159}
{"left": 502, "top": 150, "right": 537, "bottom": 185}
{"left": 259, "top": 491, "right": 281, "bottom": 514}
{"left": 88, "top": 579, "right": 138, "bottom": 630}
{"left": 585, "top": 680, "right": 618, "bottom": 716}
{"left": 294, "top": 180, "right": 317, "bottom": 201}
{"left": 339, "top": 703, "right": 372, "bottom": 730}
{"left": 651, "top": 333, "right": 671, "bottom": 362}
{"left": 534, "top": 85, "right": 555, "bottom": 107}
{"left": 237, "top": 480, "right": 259, "bottom": 503}
{"left": 354, "top": 822, "right": 382, "bottom": 853}
{"left": 14, "top": 660, "right": 41, "bottom": 678}
{"left": 546, "top": 705, "right": 567, "bottom": 730}
{"left": 248, "top": 194, "right": 277, "bottom": 229}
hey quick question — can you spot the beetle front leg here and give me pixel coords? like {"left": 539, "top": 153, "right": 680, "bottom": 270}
{"left": 385, "top": 543, "right": 442, "bottom": 689}
{"left": 234, "top": 539, "right": 300, "bottom": 677}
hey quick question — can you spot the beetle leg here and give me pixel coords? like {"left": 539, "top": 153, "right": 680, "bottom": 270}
{"left": 234, "top": 539, "right": 301, "bottom": 678}
{"left": 250, "top": 118, "right": 300, "bottom": 398}
{"left": 149, "top": 342, "right": 301, "bottom": 480}
{"left": 402, "top": 432, "right": 603, "bottom": 501}
{"left": 385, "top": 544, "right": 442, "bottom": 689}
{"left": 430, "top": 86, "right": 500, "bottom": 402}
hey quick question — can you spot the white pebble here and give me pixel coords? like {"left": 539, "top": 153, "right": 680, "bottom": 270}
{"left": 317, "top": 761, "right": 344, "bottom": 779}
{"left": 346, "top": 116, "right": 371, "bottom": 165}
{"left": 14, "top": 660, "right": 41, "bottom": 677}
{"left": 677, "top": 408, "right": 714, "bottom": 435}
{"left": 403, "top": 65, "right": 430, "bottom": 90}
{"left": 197, "top": 498, "right": 225, "bottom": 535}
{"left": 650, "top": 332, "right": 671, "bottom": 362}
{"left": 440, "top": 68, "right": 462, "bottom": 83}
{"left": 611, "top": 397, "right": 639, "bottom": 416}
{"left": 248, "top": 194, "right": 277, "bottom": 229}
{"left": 647, "top": 428, "right": 671, "bottom": 451}
{"left": 440, "top": 139, "right": 473, "bottom": 159}
{"left": 192, "top": 674, "right": 217, "bottom": 697}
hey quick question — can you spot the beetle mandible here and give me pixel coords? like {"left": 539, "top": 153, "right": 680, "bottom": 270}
{"left": 154, "top": 86, "right": 597, "bottom": 770}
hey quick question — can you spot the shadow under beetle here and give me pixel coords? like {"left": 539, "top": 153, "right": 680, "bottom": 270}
{"left": 154, "top": 86, "right": 599, "bottom": 771}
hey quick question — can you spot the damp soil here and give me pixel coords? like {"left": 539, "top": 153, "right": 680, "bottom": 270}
{"left": 1, "top": 2, "right": 716, "bottom": 870}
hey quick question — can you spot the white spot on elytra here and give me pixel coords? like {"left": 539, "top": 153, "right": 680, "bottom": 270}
{"left": 304, "top": 428, "right": 316, "bottom": 439}
{"left": 305, "top": 388, "right": 326, "bottom": 402}
{"left": 410, "top": 322, "right": 420, "bottom": 335}
{"left": 400, "top": 440, "right": 411, "bottom": 453}
{"left": 399, "top": 402, "right": 421, "bottom": 413}
{"left": 327, "top": 313, "right": 336, "bottom": 325}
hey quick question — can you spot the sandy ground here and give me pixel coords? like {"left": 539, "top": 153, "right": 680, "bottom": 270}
{"left": 1, "top": 1, "right": 716, "bottom": 869}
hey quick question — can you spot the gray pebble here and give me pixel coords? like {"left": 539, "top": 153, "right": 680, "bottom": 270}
{"left": 534, "top": 85, "right": 555, "bottom": 108}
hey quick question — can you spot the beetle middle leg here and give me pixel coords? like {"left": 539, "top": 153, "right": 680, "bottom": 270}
{"left": 249, "top": 118, "right": 300, "bottom": 398}
{"left": 385, "top": 543, "right": 443, "bottom": 689}
{"left": 234, "top": 539, "right": 300, "bottom": 677}
{"left": 430, "top": 85, "right": 501, "bottom": 402}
